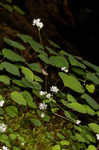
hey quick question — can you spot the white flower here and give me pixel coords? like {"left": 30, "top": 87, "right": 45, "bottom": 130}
{"left": 39, "top": 91, "right": 47, "bottom": 96}
{"left": 50, "top": 86, "right": 59, "bottom": 93}
{"left": 76, "top": 120, "right": 81, "bottom": 125}
{"left": 0, "top": 100, "right": 5, "bottom": 107}
{"left": 21, "top": 142, "right": 25, "bottom": 146}
{"left": 2, "top": 146, "right": 9, "bottom": 150}
{"left": 61, "top": 67, "right": 68, "bottom": 73}
{"left": 96, "top": 134, "right": 99, "bottom": 140}
{"left": 39, "top": 103, "right": 47, "bottom": 110}
{"left": 32, "top": 18, "right": 43, "bottom": 29}
{"left": 41, "top": 112, "right": 45, "bottom": 118}
{"left": 0, "top": 123, "right": 7, "bottom": 133}
{"left": 46, "top": 93, "right": 51, "bottom": 99}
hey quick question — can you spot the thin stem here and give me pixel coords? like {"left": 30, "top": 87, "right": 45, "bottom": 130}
{"left": 38, "top": 28, "right": 42, "bottom": 46}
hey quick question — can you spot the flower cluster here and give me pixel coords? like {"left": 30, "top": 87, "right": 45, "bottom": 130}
{"left": 40, "top": 91, "right": 52, "bottom": 99}
{"left": 39, "top": 91, "right": 47, "bottom": 96}
{"left": 50, "top": 86, "right": 59, "bottom": 93}
{"left": 61, "top": 67, "right": 69, "bottom": 73}
{"left": 0, "top": 123, "right": 7, "bottom": 133}
{"left": 76, "top": 120, "right": 81, "bottom": 125}
{"left": 96, "top": 134, "right": 99, "bottom": 140}
{"left": 32, "top": 18, "right": 43, "bottom": 29}
{"left": 0, "top": 100, "right": 5, "bottom": 107}
{"left": 39, "top": 86, "right": 59, "bottom": 118}
{"left": 0, "top": 146, "right": 9, "bottom": 150}
{"left": 39, "top": 103, "right": 47, "bottom": 110}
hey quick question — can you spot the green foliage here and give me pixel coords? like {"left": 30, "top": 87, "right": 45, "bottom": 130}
{"left": 86, "top": 72, "right": 99, "bottom": 85}
{"left": 0, "top": 75, "right": 10, "bottom": 85}
{"left": 2, "top": 48, "right": 25, "bottom": 62}
{"left": 3, "top": 37, "right": 25, "bottom": 50}
{"left": 49, "top": 56, "right": 69, "bottom": 68}
{"left": 59, "top": 72, "right": 84, "bottom": 93}
{"left": 30, "top": 118, "right": 41, "bottom": 127}
{"left": 21, "top": 66, "right": 34, "bottom": 82}
{"left": 51, "top": 145, "right": 61, "bottom": 150}
{"left": 68, "top": 55, "right": 86, "bottom": 69}
{"left": 0, "top": 62, "right": 20, "bottom": 76}
{"left": 5, "top": 106, "right": 18, "bottom": 117}
{"left": 81, "top": 93, "right": 99, "bottom": 110}
{"left": 11, "top": 91, "right": 27, "bottom": 106}
{"left": 22, "top": 91, "right": 37, "bottom": 108}
{"left": 67, "top": 102, "right": 95, "bottom": 115}
{"left": 88, "top": 123, "right": 99, "bottom": 133}
{"left": 0, "top": 23, "right": 99, "bottom": 150}
{"left": 85, "top": 84, "right": 95, "bottom": 93}
{"left": 87, "top": 145, "right": 96, "bottom": 150}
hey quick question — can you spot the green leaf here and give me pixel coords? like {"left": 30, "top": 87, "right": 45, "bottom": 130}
{"left": 68, "top": 55, "right": 86, "bottom": 69}
{"left": 67, "top": 94, "right": 77, "bottom": 103}
{"left": 88, "top": 123, "right": 99, "bottom": 133}
{"left": 67, "top": 102, "right": 87, "bottom": 114}
{"left": 30, "top": 118, "right": 41, "bottom": 127}
{"left": 0, "top": 108, "right": 4, "bottom": 115}
{"left": 0, "top": 62, "right": 20, "bottom": 76}
{"left": 81, "top": 93, "right": 99, "bottom": 110}
{"left": 28, "top": 63, "right": 41, "bottom": 73}
{"left": 64, "top": 110, "right": 76, "bottom": 122}
{"left": 71, "top": 67, "right": 86, "bottom": 76}
{"left": 39, "top": 53, "right": 50, "bottom": 64}
{"left": 0, "top": 3, "right": 13, "bottom": 12}
{"left": 21, "top": 66, "right": 34, "bottom": 82}
{"left": 67, "top": 103, "right": 95, "bottom": 115}
{"left": 0, "top": 134, "right": 11, "bottom": 147}
{"left": 57, "top": 133, "right": 65, "bottom": 140}
{"left": 52, "top": 145, "right": 61, "bottom": 150}
{"left": 13, "top": 78, "right": 41, "bottom": 90}
{"left": 49, "top": 56, "right": 69, "bottom": 68}
{"left": 0, "top": 95, "right": 3, "bottom": 100}
{"left": 17, "top": 33, "right": 43, "bottom": 53}
{"left": 22, "top": 91, "right": 37, "bottom": 108}
{"left": 0, "top": 75, "right": 10, "bottom": 85}
{"left": 59, "top": 72, "right": 84, "bottom": 93}
{"left": 86, "top": 73, "right": 99, "bottom": 85}
{"left": 2, "top": 48, "right": 25, "bottom": 62}
{"left": 82, "top": 60, "right": 99, "bottom": 72}
{"left": 85, "top": 84, "right": 95, "bottom": 93}
{"left": 84, "top": 105, "right": 96, "bottom": 116}
{"left": 3, "top": 37, "right": 25, "bottom": 50}
{"left": 13, "top": 147, "right": 21, "bottom": 150}
{"left": 5, "top": 106, "right": 18, "bottom": 118}
{"left": 46, "top": 46, "right": 58, "bottom": 55}
{"left": 34, "top": 75, "right": 43, "bottom": 82}
{"left": 48, "top": 40, "right": 60, "bottom": 48}
{"left": 9, "top": 133, "right": 17, "bottom": 141}
{"left": 60, "top": 140, "right": 70, "bottom": 146}
{"left": 11, "top": 91, "right": 27, "bottom": 106}
{"left": 13, "top": 5, "right": 25, "bottom": 15}
{"left": 87, "top": 145, "right": 96, "bottom": 150}
{"left": 74, "top": 133, "right": 89, "bottom": 143}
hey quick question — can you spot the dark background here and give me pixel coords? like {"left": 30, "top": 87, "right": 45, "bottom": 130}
{"left": 0, "top": 0, "right": 99, "bottom": 65}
